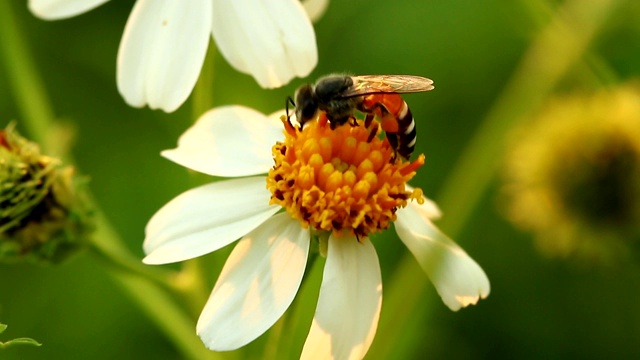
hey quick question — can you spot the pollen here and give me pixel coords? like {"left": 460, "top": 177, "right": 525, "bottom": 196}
{"left": 267, "top": 113, "right": 425, "bottom": 239}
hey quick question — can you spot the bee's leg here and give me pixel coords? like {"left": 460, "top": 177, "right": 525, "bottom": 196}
{"left": 349, "top": 116, "right": 358, "bottom": 127}
{"left": 364, "top": 113, "right": 374, "bottom": 128}
{"left": 367, "top": 121, "right": 379, "bottom": 143}
{"left": 387, "top": 133, "right": 400, "bottom": 162}
{"left": 285, "top": 96, "right": 297, "bottom": 130}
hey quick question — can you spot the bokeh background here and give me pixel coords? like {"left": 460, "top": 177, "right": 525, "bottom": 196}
{"left": 2, "top": 0, "right": 640, "bottom": 359}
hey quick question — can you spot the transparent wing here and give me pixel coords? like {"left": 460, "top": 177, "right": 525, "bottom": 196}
{"left": 340, "top": 75, "right": 434, "bottom": 98}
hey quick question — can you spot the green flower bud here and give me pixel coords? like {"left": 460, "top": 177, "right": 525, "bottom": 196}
{"left": 0, "top": 123, "right": 93, "bottom": 264}
{"left": 502, "top": 84, "right": 640, "bottom": 264}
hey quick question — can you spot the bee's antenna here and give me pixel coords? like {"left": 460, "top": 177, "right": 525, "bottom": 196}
{"left": 286, "top": 96, "right": 296, "bottom": 129}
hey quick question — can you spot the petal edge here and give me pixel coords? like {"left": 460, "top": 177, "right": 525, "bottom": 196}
{"left": 143, "top": 176, "right": 279, "bottom": 264}
{"left": 161, "top": 106, "right": 284, "bottom": 177}
{"left": 395, "top": 203, "right": 490, "bottom": 311}
{"left": 29, "top": 0, "right": 109, "bottom": 20}
{"left": 197, "top": 214, "right": 309, "bottom": 350}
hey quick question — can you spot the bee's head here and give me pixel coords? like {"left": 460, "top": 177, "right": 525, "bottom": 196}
{"left": 294, "top": 84, "right": 318, "bottom": 128}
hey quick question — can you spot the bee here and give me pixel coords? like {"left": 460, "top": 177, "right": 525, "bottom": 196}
{"left": 287, "top": 74, "right": 434, "bottom": 159}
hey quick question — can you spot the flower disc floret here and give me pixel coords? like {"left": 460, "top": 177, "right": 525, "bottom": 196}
{"left": 267, "top": 114, "right": 425, "bottom": 238}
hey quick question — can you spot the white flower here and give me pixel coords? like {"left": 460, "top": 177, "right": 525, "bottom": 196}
{"left": 143, "top": 106, "right": 490, "bottom": 358}
{"left": 28, "top": 0, "right": 322, "bottom": 112}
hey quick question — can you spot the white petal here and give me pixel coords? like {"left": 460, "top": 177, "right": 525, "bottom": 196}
{"left": 301, "top": 0, "right": 330, "bottom": 22}
{"left": 143, "top": 176, "right": 279, "bottom": 264}
{"left": 301, "top": 236, "right": 382, "bottom": 360}
{"left": 211, "top": 0, "right": 317, "bottom": 88}
{"left": 395, "top": 202, "right": 490, "bottom": 311}
{"left": 161, "top": 106, "right": 285, "bottom": 177}
{"left": 197, "top": 213, "right": 309, "bottom": 351}
{"left": 117, "top": 0, "right": 211, "bottom": 112}
{"left": 28, "top": 0, "right": 109, "bottom": 20}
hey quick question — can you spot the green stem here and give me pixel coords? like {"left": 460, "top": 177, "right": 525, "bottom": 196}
{"left": 192, "top": 44, "right": 217, "bottom": 119}
{"left": 89, "top": 209, "right": 174, "bottom": 287}
{"left": 175, "top": 40, "right": 220, "bottom": 319}
{"left": 262, "top": 312, "right": 286, "bottom": 360}
{"left": 0, "top": 3, "right": 219, "bottom": 359}
{"left": 110, "top": 270, "right": 217, "bottom": 360}
{"left": 277, "top": 255, "right": 324, "bottom": 359}
{"left": 173, "top": 258, "right": 211, "bottom": 319}
{"left": 374, "top": 0, "right": 622, "bottom": 357}
{"left": 0, "top": 1, "right": 54, "bottom": 154}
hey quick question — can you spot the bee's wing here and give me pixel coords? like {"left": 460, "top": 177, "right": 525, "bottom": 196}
{"left": 340, "top": 75, "right": 434, "bottom": 98}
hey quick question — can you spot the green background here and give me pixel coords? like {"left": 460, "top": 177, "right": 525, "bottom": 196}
{"left": 2, "top": 0, "right": 640, "bottom": 359}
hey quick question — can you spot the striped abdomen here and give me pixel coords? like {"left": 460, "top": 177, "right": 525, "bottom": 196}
{"left": 359, "top": 93, "right": 417, "bottom": 159}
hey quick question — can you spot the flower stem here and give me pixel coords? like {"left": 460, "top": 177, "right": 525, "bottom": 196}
{"left": 110, "top": 270, "right": 218, "bottom": 360}
{"left": 0, "top": 1, "right": 54, "bottom": 154}
{"left": 88, "top": 209, "right": 175, "bottom": 286}
{"left": 0, "top": 3, "right": 220, "bottom": 359}
{"left": 262, "top": 312, "right": 286, "bottom": 360}
{"left": 192, "top": 44, "right": 217, "bottom": 120}
{"left": 171, "top": 257, "right": 212, "bottom": 319}
{"left": 374, "top": 0, "right": 621, "bottom": 357}
{"left": 277, "top": 254, "right": 323, "bottom": 359}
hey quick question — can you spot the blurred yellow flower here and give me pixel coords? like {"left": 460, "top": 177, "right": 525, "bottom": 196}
{"left": 503, "top": 84, "right": 640, "bottom": 264}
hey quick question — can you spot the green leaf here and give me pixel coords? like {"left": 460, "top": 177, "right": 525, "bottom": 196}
{"left": 1, "top": 337, "right": 43, "bottom": 349}
{"left": 0, "top": 323, "right": 42, "bottom": 349}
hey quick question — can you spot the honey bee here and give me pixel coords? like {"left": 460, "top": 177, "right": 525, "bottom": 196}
{"left": 288, "top": 74, "right": 434, "bottom": 159}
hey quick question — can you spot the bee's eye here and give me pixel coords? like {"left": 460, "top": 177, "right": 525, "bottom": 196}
{"left": 296, "top": 99, "right": 318, "bottom": 127}
{"left": 301, "top": 101, "right": 317, "bottom": 120}
{"left": 294, "top": 85, "right": 317, "bottom": 126}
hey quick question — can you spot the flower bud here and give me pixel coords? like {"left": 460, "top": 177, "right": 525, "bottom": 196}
{"left": 0, "top": 124, "right": 93, "bottom": 263}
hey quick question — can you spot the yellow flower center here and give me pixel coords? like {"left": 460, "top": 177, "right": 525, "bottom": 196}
{"left": 267, "top": 113, "right": 425, "bottom": 239}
